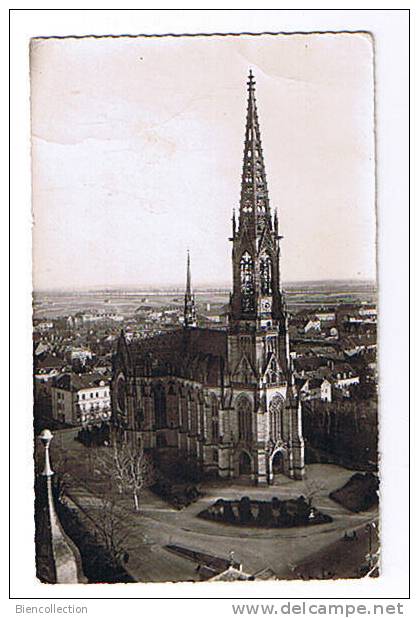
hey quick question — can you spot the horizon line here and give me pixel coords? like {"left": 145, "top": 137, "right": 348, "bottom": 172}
{"left": 33, "top": 278, "right": 377, "bottom": 294}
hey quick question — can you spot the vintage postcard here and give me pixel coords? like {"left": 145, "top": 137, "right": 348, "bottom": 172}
{"left": 31, "top": 32, "right": 378, "bottom": 585}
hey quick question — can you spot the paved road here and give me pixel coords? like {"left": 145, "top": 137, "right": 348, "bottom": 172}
{"left": 49, "top": 431, "right": 378, "bottom": 582}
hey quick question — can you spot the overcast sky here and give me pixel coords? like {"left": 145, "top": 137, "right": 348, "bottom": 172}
{"left": 31, "top": 33, "right": 375, "bottom": 291}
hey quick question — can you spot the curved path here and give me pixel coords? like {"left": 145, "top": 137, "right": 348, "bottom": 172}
{"left": 52, "top": 434, "right": 378, "bottom": 582}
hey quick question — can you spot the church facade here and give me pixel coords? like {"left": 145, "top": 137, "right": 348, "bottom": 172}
{"left": 111, "top": 71, "right": 305, "bottom": 484}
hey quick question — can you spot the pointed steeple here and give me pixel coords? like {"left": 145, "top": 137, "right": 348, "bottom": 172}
{"left": 239, "top": 69, "right": 272, "bottom": 237}
{"left": 229, "top": 70, "right": 286, "bottom": 324}
{"left": 184, "top": 250, "right": 197, "bottom": 328}
{"left": 186, "top": 249, "right": 192, "bottom": 295}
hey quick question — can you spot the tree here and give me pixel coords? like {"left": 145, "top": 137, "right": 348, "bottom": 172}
{"left": 303, "top": 479, "right": 326, "bottom": 507}
{"left": 92, "top": 497, "right": 129, "bottom": 568}
{"left": 121, "top": 439, "right": 155, "bottom": 511}
{"left": 95, "top": 437, "right": 155, "bottom": 511}
{"left": 94, "top": 440, "right": 126, "bottom": 494}
{"left": 50, "top": 450, "right": 71, "bottom": 504}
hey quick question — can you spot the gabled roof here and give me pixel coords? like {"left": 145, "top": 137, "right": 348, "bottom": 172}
{"left": 307, "top": 377, "right": 330, "bottom": 389}
{"left": 34, "top": 341, "right": 50, "bottom": 356}
{"left": 232, "top": 351, "right": 256, "bottom": 383}
{"left": 332, "top": 362, "right": 357, "bottom": 374}
{"left": 35, "top": 354, "right": 66, "bottom": 370}
{"left": 262, "top": 351, "right": 283, "bottom": 378}
{"left": 295, "top": 377, "right": 329, "bottom": 390}
{"left": 126, "top": 327, "right": 228, "bottom": 386}
{"left": 293, "top": 356, "right": 326, "bottom": 372}
{"left": 53, "top": 372, "right": 109, "bottom": 392}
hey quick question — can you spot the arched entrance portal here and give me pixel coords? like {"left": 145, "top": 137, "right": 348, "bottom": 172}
{"left": 239, "top": 451, "right": 252, "bottom": 476}
{"left": 272, "top": 450, "right": 285, "bottom": 476}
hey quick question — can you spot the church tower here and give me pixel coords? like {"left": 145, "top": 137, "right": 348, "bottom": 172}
{"left": 227, "top": 70, "right": 304, "bottom": 483}
{"left": 229, "top": 69, "right": 289, "bottom": 368}
{"left": 184, "top": 250, "right": 197, "bottom": 328}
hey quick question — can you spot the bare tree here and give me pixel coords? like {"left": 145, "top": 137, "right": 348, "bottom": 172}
{"left": 95, "top": 437, "right": 155, "bottom": 512}
{"left": 92, "top": 497, "right": 128, "bottom": 567}
{"left": 303, "top": 479, "right": 327, "bottom": 507}
{"left": 50, "top": 449, "right": 71, "bottom": 504}
{"left": 121, "top": 439, "right": 155, "bottom": 511}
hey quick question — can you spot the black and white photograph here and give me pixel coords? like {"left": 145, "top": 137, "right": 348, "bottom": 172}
{"left": 29, "top": 31, "right": 381, "bottom": 585}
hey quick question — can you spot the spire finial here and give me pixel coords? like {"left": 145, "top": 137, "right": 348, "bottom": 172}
{"left": 247, "top": 69, "right": 255, "bottom": 92}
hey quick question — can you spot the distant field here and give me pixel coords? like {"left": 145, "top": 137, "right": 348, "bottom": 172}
{"left": 33, "top": 281, "right": 377, "bottom": 320}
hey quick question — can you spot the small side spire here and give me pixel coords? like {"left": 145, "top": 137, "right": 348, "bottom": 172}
{"left": 186, "top": 249, "right": 192, "bottom": 295}
{"left": 184, "top": 250, "right": 197, "bottom": 328}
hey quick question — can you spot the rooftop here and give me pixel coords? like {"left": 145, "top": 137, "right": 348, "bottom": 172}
{"left": 53, "top": 372, "right": 109, "bottom": 392}
{"left": 122, "top": 327, "right": 227, "bottom": 386}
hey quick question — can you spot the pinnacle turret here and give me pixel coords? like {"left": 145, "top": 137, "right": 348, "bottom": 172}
{"left": 184, "top": 250, "right": 197, "bottom": 328}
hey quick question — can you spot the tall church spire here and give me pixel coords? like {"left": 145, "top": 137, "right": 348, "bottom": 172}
{"left": 230, "top": 70, "right": 284, "bottom": 324}
{"left": 184, "top": 250, "right": 197, "bottom": 328}
{"left": 239, "top": 69, "right": 272, "bottom": 237}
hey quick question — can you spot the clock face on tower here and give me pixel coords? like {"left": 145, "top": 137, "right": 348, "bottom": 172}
{"left": 261, "top": 298, "right": 272, "bottom": 312}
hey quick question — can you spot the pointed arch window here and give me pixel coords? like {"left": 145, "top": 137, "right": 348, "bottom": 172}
{"left": 240, "top": 251, "right": 255, "bottom": 312}
{"left": 256, "top": 197, "right": 266, "bottom": 213}
{"left": 186, "top": 391, "right": 193, "bottom": 433}
{"left": 260, "top": 254, "right": 273, "bottom": 295}
{"left": 242, "top": 199, "right": 252, "bottom": 213}
{"left": 180, "top": 397, "right": 188, "bottom": 432}
{"left": 167, "top": 384, "right": 178, "bottom": 428}
{"left": 237, "top": 396, "right": 252, "bottom": 441}
{"left": 269, "top": 395, "right": 283, "bottom": 441}
{"left": 190, "top": 392, "right": 198, "bottom": 435}
{"left": 269, "top": 359, "right": 278, "bottom": 384}
{"left": 153, "top": 384, "right": 167, "bottom": 429}
{"left": 209, "top": 394, "right": 219, "bottom": 443}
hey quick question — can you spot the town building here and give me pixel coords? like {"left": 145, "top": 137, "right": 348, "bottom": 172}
{"left": 296, "top": 377, "right": 332, "bottom": 403}
{"left": 67, "top": 347, "right": 93, "bottom": 365}
{"left": 51, "top": 373, "right": 111, "bottom": 426}
{"left": 34, "top": 354, "right": 67, "bottom": 385}
{"left": 111, "top": 71, "right": 305, "bottom": 484}
{"left": 304, "top": 318, "right": 322, "bottom": 334}
{"left": 331, "top": 363, "right": 360, "bottom": 396}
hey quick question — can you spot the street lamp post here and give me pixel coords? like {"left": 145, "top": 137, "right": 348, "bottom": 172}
{"left": 39, "top": 429, "right": 54, "bottom": 477}
{"left": 38, "top": 428, "right": 86, "bottom": 583}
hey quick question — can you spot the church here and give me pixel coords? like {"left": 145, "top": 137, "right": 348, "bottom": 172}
{"left": 111, "top": 71, "right": 305, "bottom": 484}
